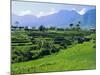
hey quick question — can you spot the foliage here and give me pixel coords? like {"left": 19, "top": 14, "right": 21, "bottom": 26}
{"left": 39, "top": 25, "right": 45, "bottom": 31}
{"left": 11, "top": 27, "right": 94, "bottom": 63}
{"left": 11, "top": 41, "right": 96, "bottom": 75}
{"left": 11, "top": 24, "right": 96, "bottom": 74}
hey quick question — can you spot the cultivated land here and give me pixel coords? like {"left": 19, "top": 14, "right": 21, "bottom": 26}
{"left": 11, "top": 27, "right": 96, "bottom": 75}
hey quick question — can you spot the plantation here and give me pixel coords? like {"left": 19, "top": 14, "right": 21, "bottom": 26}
{"left": 11, "top": 40, "right": 96, "bottom": 74}
{"left": 11, "top": 25, "right": 96, "bottom": 74}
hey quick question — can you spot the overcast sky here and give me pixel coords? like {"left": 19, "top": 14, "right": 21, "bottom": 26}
{"left": 12, "top": 1, "right": 96, "bottom": 17}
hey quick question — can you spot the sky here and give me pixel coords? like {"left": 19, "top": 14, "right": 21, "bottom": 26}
{"left": 12, "top": 1, "right": 96, "bottom": 18}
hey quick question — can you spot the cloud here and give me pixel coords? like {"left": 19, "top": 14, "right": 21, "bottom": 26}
{"left": 78, "top": 8, "right": 87, "bottom": 15}
{"left": 36, "top": 8, "right": 58, "bottom": 18}
{"left": 72, "top": 8, "right": 87, "bottom": 15}
{"left": 18, "top": 10, "right": 33, "bottom": 16}
{"left": 15, "top": 8, "right": 58, "bottom": 18}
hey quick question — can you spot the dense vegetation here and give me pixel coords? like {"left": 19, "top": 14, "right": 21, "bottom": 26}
{"left": 11, "top": 22, "right": 96, "bottom": 74}
{"left": 11, "top": 41, "right": 96, "bottom": 74}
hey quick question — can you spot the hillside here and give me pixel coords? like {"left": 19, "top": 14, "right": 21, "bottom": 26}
{"left": 12, "top": 41, "right": 96, "bottom": 74}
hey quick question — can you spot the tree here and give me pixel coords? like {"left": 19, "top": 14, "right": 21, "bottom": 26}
{"left": 39, "top": 25, "right": 45, "bottom": 31}
{"left": 69, "top": 23, "right": 73, "bottom": 29}
{"left": 15, "top": 21, "right": 19, "bottom": 26}
{"left": 49, "top": 26, "right": 56, "bottom": 30}
{"left": 57, "top": 28, "right": 64, "bottom": 31}
{"left": 24, "top": 26, "right": 29, "bottom": 31}
{"left": 19, "top": 26, "right": 24, "bottom": 30}
{"left": 76, "top": 21, "right": 81, "bottom": 31}
{"left": 32, "top": 27, "right": 36, "bottom": 30}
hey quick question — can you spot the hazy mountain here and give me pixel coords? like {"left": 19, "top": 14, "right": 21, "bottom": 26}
{"left": 82, "top": 9, "right": 96, "bottom": 28}
{"left": 12, "top": 9, "right": 96, "bottom": 28}
{"left": 12, "top": 14, "right": 38, "bottom": 27}
{"left": 38, "top": 10, "right": 80, "bottom": 28}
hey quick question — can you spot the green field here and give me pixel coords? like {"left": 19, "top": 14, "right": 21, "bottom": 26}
{"left": 11, "top": 24, "right": 96, "bottom": 75}
{"left": 11, "top": 40, "right": 96, "bottom": 74}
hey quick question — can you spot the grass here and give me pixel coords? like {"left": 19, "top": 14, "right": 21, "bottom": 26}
{"left": 11, "top": 41, "right": 96, "bottom": 75}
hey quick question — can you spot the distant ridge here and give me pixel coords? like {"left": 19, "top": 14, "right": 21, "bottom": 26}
{"left": 12, "top": 9, "right": 96, "bottom": 28}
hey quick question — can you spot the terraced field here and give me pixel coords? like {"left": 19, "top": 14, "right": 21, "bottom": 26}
{"left": 11, "top": 41, "right": 96, "bottom": 74}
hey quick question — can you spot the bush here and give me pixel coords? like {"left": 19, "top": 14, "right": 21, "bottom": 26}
{"left": 11, "top": 46, "right": 32, "bottom": 63}
{"left": 30, "top": 50, "right": 41, "bottom": 59}
{"left": 40, "top": 49, "right": 51, "bottom": 56}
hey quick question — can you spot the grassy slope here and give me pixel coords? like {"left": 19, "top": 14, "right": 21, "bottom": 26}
{"left": 12, "top": 41, "right": 96, "bottom": 74}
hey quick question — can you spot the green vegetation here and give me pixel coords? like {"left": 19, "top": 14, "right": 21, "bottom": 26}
{"left": 11, "top": 41, "right": 96, "bottom": 74}
{"left": 11, "top": 22, "right": 96, "bottom": 74}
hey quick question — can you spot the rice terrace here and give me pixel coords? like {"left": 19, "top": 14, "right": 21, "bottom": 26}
{"left": 11, "top": 1, "right": 96, "bottom": 75}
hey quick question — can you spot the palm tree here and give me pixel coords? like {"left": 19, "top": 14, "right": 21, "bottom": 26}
{"left": 69, "top": 23, "right": 73, "bottom": 29}
{"left": 39, "top": 25, "right": 45, "bottom": 31}
{"left": 76, "top": 21, "right": 81, "bottom": 30}
{"left": 15, "top": 21, "right": 19, "bottom": 26}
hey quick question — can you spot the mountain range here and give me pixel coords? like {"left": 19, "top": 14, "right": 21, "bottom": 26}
{"left": 12, "top": 9, "right": 96, "bottom": 28}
